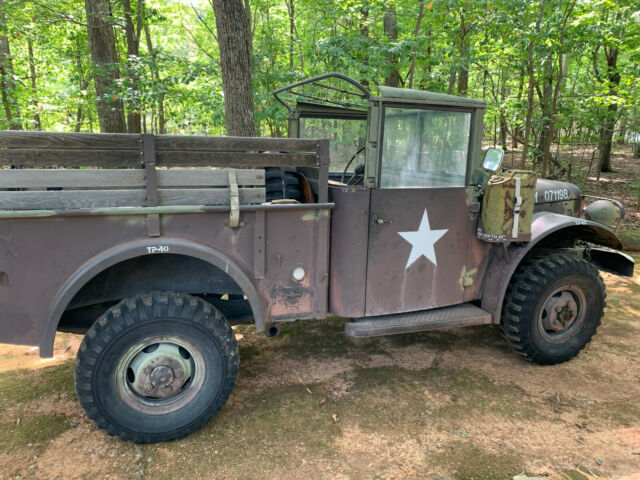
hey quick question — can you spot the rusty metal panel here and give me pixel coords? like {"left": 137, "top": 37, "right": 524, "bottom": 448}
{"left": 262, "top": 208, "right": 330, "bottom": 321}
{"left": 0, "top": 203, "right": 331, "bottom": 349}
{"left": 365, "top": 188, "right": 472, "bottom": 316}
{"left": 328, "top": 185, "right": 370, "bottom": 317}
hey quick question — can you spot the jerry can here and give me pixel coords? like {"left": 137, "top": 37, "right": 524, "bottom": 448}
{"left": 478, "top": 169, "right": 537, "bottom": 242}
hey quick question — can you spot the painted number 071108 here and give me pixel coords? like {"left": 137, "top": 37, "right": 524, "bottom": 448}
{"left": 146, "top": 245, "right": 170, "bottom": 254}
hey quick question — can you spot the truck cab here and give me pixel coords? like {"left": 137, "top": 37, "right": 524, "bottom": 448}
{"left": 276, "top": 72, "right": 633, "bottom": 342}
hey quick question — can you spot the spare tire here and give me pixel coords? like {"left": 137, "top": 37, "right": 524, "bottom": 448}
{"left": 265, "top": 167, "right": 302, "bottom": 202}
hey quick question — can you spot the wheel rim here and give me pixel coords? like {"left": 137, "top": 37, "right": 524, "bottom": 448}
{"left": 537, "top": 284, "right": 587, "bottom": 343}
{"left": 115, "top": 335, "right": 207, "bottom": 415}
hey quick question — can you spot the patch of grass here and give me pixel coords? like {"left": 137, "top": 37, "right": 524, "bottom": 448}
{"left": 432, "top": 441, "right": 521, "bottom": 480}
{"left": 0, "top": 415, "right": 70, "bottom": 452}
{"left": 384, "top": 329, "right": 460, "bottom": 349}
{"left": 276, "top": 317, "right": 355, "bottom": 358}
{"left": 561, "top": 470, "right": 592, "bottom": 480}
{"left": 338, "top": 366, "right": 539, "bottom": 435}
{"left": 0, "top": 360, "right": 75, "bottom": 408}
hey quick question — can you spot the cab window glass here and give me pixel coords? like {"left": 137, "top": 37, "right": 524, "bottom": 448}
{"left": 300, "top": 117, "right": 367, "bottom": 172}
{"left": 381, "top": 107, "right": 471, "bottom": 188}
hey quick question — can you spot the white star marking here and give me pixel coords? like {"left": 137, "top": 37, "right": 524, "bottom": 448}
{"left": 398, "top": 209, "right": 448, "bottom": 269}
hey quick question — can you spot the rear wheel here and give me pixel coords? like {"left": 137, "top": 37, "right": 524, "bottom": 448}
{"left": 74, "top": 291, "right": 238, "bottom": 443}
{"left": 501, "top": 253, "right": 606, "bottom": 365}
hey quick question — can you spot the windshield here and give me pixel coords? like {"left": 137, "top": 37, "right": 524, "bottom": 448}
{"left": 381, "top": 107, "right": 471, "bottom": 188}
{"left": 299, "top": 117, "right": 367, "bottom": 173}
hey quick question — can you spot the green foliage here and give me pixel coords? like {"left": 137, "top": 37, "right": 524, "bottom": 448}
{"left": 0, "top": 0, "right": 637, "bottom": 144}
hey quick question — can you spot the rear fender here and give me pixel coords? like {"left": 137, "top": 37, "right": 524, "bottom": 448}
{"left": 481, "top": 212, "right": 633, "bottom": 323}
{"left": 40, "top": 238, "right": 266, "bottom": 357}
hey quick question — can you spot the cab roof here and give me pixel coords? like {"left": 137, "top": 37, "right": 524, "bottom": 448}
{"left": 274, "top": 73, "right": 486, "bottom": 113}
{"left": 376, "top": 86, "right": 486, "bottom": 109}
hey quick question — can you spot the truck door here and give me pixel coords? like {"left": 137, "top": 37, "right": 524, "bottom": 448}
{"left": 365, "top": 105, "right": 475, "bottom": 316}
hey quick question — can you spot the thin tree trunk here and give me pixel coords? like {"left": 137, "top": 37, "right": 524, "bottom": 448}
{"left": 0, "top": 0, "right": 20, "bottom": 129}
{"left": 447, "top": 70, "right": 456, "bottom": 95}
{"left": 123, "top": 0, "right": 142, "bottom": 133}
{"left": 286, "top": 0, "right": 294, "bottom": 70}
{"left": 513, "top": 66, "right": 525, "bottom": 149}
{"left": 84, "top": 0, "right": 127, "bottom": 133}
{"left": 457, "top": 7, "right": 472, "bottom": 96}
{"left": 520, "top": 0, "right": 546, "bottom": 168}
{"left": 27, "top": 37, "right": 41, "bottom": 130}
{"left": 358, "top": 4, "right": 370, "bottom": 87}
{"left": 144, "top": 21, "right": 165, "bottom": 134}
{"left": 383, "top": 6, "right": 400, "bottom": 87}
{"left": 407, "top": 0, "right": 424, "bottom": 89}
{"left": 212, "top": 0, "right": 254, "bottom": 136}
{"left": 598, "top": 46, "right": 620, "bottom": 172}
{"left": 499, "top": 77, "right": 508, "bottom": 151}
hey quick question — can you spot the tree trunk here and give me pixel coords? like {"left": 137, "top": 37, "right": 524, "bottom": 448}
{"left": 383, "top": 6, "right": 400, "bottom": 88}
{"left": 27, "top": 37, "right": 41, "bottom": 130}
{"left": 598, "top": 46, "right": 620, "bottom": 173}
{"left": 457, "top": 13, "right": 471, "bottom": 96}
{"left": 286, "top": 0, "right": 294, "bottom": 70}
{"left": 212, "top": 0, "right": 254, "bottom": 136}
{"left": 123, "top": 0, "right": 142, "bottom": 133}
{"left": 84, "top": 0, "right": 126, "bottom": 133}
{"left": 536, "top": 57, "right": 555, "bottom": 176}
{"left": 520, "top": 0, "right": 546, "bottom": 168}
{"left": 499, "top": 81, "right": 508, "bottom": 151}
{"left": 407, "top": 0, "right": 424, "bottom": 89}
{"left": 358, "top": 4, "right": 370, "bottom": 87}
{"left": 144, "top": 21, "right": 165, "bottom": 134}
{"left": 513, "top": 67, "right": 525, "bottom": 149}
{"left": 0, "top": 0, "right": 20, "bottom": 129}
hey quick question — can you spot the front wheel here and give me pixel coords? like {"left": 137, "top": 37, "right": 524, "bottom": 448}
{"left": 74, "top": 291, "right": 239, "bottom": 443}
{"left": 501, "top": 253, "right": 606, "bottom": 365}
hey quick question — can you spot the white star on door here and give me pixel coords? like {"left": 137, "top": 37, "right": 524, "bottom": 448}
{"left": 398, "top": 209, "right": 448, "bottom": 269}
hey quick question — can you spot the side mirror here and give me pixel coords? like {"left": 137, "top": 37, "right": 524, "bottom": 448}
{"left": 483, "top": 147, "right": 504, "bottom": 173}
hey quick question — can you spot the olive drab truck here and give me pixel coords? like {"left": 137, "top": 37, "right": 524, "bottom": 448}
{"left": 0, "top": 74, "right": 634, "bottom": 443}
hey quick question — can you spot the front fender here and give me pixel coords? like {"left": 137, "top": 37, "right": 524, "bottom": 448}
{"left": 40, "top": 237, "right": 267, "bottom": 357}
{"left": 481, "top": 212, "right": 632, "bottom": 323}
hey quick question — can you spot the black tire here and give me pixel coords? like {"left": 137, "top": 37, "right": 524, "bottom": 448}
{"left": 501, "top": 253, "right": 606, "bottom": 365}
{"left": 265, "top": 167, "right": 302, "bottom": 202}
{"left": 74, "top": 291, "right": 238, "bottom": 443}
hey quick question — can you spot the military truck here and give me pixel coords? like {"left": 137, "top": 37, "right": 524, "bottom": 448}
{"left": 0, "top": 74, "right": 633, "bottom": 443}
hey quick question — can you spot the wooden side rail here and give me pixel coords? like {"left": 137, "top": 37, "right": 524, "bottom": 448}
{"left": 0, "top": 168, "right": 265, "bottom": 210}
{"left": 0, "top": 131, "right": 322, "bottom": 168}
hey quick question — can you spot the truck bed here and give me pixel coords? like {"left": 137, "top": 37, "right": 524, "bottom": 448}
{"left": 0, "top": 131, "right": 331, "bottom": 356}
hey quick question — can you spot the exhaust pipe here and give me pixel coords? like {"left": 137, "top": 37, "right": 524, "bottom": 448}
{"left": 267, "top": 323, "right": 281, "bottom": 337}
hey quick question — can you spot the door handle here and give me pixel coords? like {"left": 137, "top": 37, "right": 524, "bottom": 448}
{"left": 373, "top": 215, "right": 392, "bottom": 225}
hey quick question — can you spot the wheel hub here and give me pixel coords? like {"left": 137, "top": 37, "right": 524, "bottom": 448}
{"left": 128, "top": 343, "right": 193, "bottom": 400}
{"left": 541, "top": 291, "right": 579, "bottom": 332}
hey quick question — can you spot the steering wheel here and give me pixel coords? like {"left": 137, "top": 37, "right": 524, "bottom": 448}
{"left": 346, "top": 162, "right": 365, "bottom": 185}
{"left": 341, "top": 146, "right": 366, "bottom": 183}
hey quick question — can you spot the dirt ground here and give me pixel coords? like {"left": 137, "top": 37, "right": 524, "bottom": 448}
{"left": 0, "top": 256, "right": 639, "bottom": 480}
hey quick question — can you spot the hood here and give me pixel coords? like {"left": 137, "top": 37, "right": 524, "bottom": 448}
{"left": 535, "top": 179, "right": 581, "bottom": 204}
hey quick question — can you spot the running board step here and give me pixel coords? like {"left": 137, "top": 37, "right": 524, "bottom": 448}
{"left": 344, "top": 303, "right": 493, "bottom": 338}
